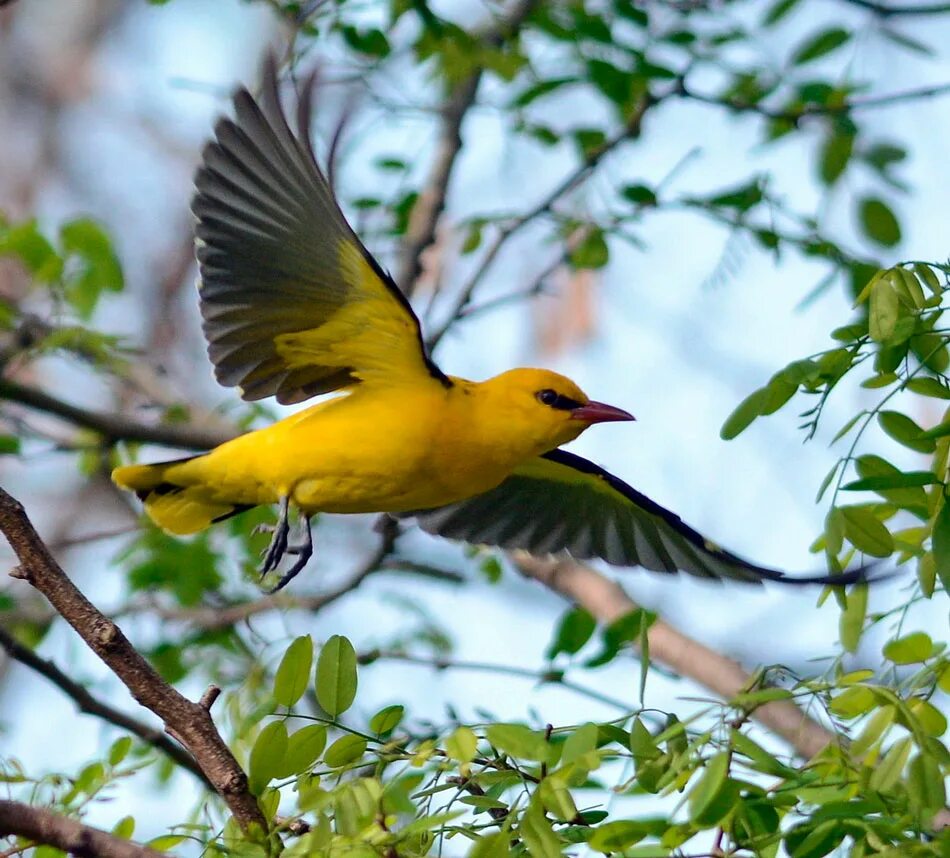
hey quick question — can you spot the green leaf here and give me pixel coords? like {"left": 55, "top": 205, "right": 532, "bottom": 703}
{"left": 561, "top": 723, "right": 598, "bottom": 765}
{"left": 882, "top": 631, "right": 933, "bottom": 664}
{"left": 869, "top": 736, "right": 912, "bottom": 791}
{"left": 0, "top": 218, "right": 62, "bottom": 281}
{"left": 763, "top": 0, "right": 800, "bottom": 25}
{"left": 791, "top": 27, "right": 850, "bottom": 64}
{"left": 819, "top": 128, "right": 853, "bottom": 185}
{"left": 859, "top": 197, "right": 901, "bottom": 247}
{"left": 588, "top": 820, "right": 653, "bottom": 853}
{"left": 315, "top": 635, "right": 358, "bottom": 716}
{"left": 913, "top": 262, "right": 942, "bottom": 296}
{"left": 445, "top": 726, "right": 478, "bottom": 763}
{"left": 621, "top": 184, "right": 657, "bottom": 206}
{"left": 369, "top": 704, "right": 404, "bottom": 736}
{"left": 274, "top": 635, "right": 313, "bottom": 708}
{"left": 248, "top": 721, "right": 288, "bottom": 795}
{"left": 111, "top": 816, "right": 135, "bottom": 839}
{"left": 629, "top": 717, "right": 661, "bottom": 763}
{"left": 841, "top": 472, "right": 938, "bottom": 491}
{"left": 839, "top": 583, "right": 867, "bottom": 653}
{"left": 539, "top": 775, "right": 577, "bottom": 821}
{"left": 932, "top": 501, "right": 950, "bottom": 590}
{"left": 469, "top": 833, "right": 512, "bottom": 858}
{"left": 878, "top": 410, "right": 934, "bottom": 453}
{"left": 720, "top": 386, "right": 768, "bottom": 439}
{"left": 486, "top": 724, "right": 551, "bottom": 762}
{"left": 280, "top": 724, "right": 327, "bottom": 776}
{"left": 906, "top": 753, "right": 946, "bottom": 813}
{"left": 688, "top": 752, "right": 730, "bottom": 823}
{"left": 868, "top": 276, "right": 898, "bottom": 342}
{"left": 909, "top": 377, "right": 950, "bottom": 400}
{"left": 108, "top": 736, "right": 132, "bottom": 766}
{"left": 323, "top": 734, "right": 367, "bottom": 768}
{"left": 829, "top": 685, "right": 875, "bottom": 718}
{"left": 546, "top": 606, "right": 596, "bottom": 658}
{"left": 840, "top": 506, "right": 893, "bottom": 557}
{"left": 519, "top": 797, "right": 561, "bottom": 858}
{"left": 0, "top": 435, "right": 21, "bottom": 455}
{"left": 570, "top": 228, "right": 609, "bottom": 270}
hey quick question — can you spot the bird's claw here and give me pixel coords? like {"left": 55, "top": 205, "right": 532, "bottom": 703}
{"left": 255, "top": 496, "right": 314, "bottom": 591}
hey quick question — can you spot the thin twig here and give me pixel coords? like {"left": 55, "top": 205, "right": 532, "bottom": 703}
{"left": 0, "top": 626, "right": 211, "bottom": 788}
{"left": 121, "top": 517, "right": 402, "bottom": 631}
{"left": 678, "top": 79, "right": 950, "bottom": 122}
{"left": 358, "top": 648, "right": 632, "bottom": 711}
{"left": 0, "top": 378, "right": 233, "bottom": 450}
{"left": 426, "top": 93, "right": 655, "bottom": 349}
{"left": 398, "top": 0, "right": 541, "bottom": 296}
{"left": 843, "top": 0, "right": 950, "bottom": 14}
{"left": 0, "top": 489, "right": 266, "bottom": 832}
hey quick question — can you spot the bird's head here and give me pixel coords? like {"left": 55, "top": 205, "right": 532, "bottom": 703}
{"left": 478, "top": 368, "right": 634, "bottom": 453}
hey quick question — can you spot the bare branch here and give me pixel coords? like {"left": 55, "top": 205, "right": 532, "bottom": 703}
{"left": 0, "top": 625, "right": 211, "bottom": 788}
{"left": 426, "top": 93, "right": 654, "bottom": 349}
{"left": 398, "top": 0, "right": 542, "bottom": 296}
{"left": 124, "top": 516, "right": 402, "bottom": 631}
{"left": 514, "top": 555, "right": 836, "bottom": 758}
{"left": 358, "top": 647, "right": 632, "bottom": 711}
{"left": 843, "top": 0, "right": 950, "bottom": 14}
{"left": 0, "top": 489, "right": 266, "bottom": 833}
{"left": 0, "top": 378, "right": 233, "bottom": 450}
{"left": 678, "top": 79, "right": 950, "bottom": 122}
{"left": 0, "top": 800, "right": 166, "bottom": 858}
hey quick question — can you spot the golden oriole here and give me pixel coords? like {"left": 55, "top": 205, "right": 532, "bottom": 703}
{"left": 113, "top": 57, "right": 872, "bottom": 592}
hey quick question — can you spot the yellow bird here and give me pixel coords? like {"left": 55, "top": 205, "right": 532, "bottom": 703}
{"left": 113, "top": 57, "right": 870, "bottom": 592}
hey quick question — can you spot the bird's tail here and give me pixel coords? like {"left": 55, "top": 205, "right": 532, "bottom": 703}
{"left": 112, "top": 457, "right": 247, "bottom": 535}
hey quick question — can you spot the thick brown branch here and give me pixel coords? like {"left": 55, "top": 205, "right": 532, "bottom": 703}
{"left": 0, "top": 378, "right": 234, "bottom": 450}
{"left": 398, "top": 0, "right": 541, "bottom": 296}
{"left": 0, "top": 626, "right": 211, "bottom": 788}
{"left": 0, "top": 489, "right": 266, "bottom": 833}
{"left": 0, "top": 800, "right": 166, "bottom": 858}
{"left": 514, "top": 555, "right": 835, "bottom": 758}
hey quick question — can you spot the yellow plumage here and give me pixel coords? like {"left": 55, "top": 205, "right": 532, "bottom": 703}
{"left": 111, "top": 55, "right": 873, "bottom": 590}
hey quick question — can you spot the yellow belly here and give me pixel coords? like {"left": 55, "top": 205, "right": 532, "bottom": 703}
{"left": 163, "top": 385, "right": 518, "bottom": 514}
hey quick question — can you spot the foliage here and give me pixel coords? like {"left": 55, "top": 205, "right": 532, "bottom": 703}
{"left": 0, "top": 0, "right": 948, "bottom": 857}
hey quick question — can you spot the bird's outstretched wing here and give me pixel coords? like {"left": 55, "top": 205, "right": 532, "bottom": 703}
{"left": 193, "top": 55, "right": 449, "bottom": 404}
{"left": 403, "top": 449, "right": 874, "bottom": 585}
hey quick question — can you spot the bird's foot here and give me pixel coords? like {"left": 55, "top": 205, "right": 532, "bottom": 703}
{"left": 258, "top": 496, "right": 291, "bottom": 577}
{"left": 265, "top": 517, "right": 314, "bottom": 593}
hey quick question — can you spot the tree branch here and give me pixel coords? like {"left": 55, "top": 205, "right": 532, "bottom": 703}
{"left": 0, "top": 800, "right": 166, "bottom": 858}
{"left": 678, "top": 79, "right": 950, "bottom": 122}
{"left": 357, "top": 647, "right": 632, "bottom": 712}
{"left": 398, "top": 0, "right": 541, "bottom": 296}
{"left": 514, "top": 555, "right": 836, "bottom": 758}
{"left": 843, "top": 0, "right": 950, "bottom": 14}
{"left": 0, "top": 625, "right": 211, "bottom": 788}
{"left": 121, "top": 516, "right": 402, "bottom": 631}
{"left": 426, "top": 92, "right": 655, "bottom": 349}
{"left": 0, "top": 378, "right": 233, "bottom": 450}
{"left": 0, "top": 489, "right": 267, "bottom": 833}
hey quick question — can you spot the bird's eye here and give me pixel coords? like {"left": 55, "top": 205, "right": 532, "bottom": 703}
{"left": 537, "top": 389, "right": 559, "bottom": 406}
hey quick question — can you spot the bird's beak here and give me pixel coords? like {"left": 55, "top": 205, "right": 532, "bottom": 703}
{"left": 570, "top": 400, "right": 636, "bottom": 424}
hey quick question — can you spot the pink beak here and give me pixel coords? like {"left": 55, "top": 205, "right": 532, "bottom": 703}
{"left": 571, "top": 400, "right": 636, "bottom": 424}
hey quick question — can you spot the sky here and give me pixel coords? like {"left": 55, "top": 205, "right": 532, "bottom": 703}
{"left": 0, "top": 0, "right": 947, "bottom": 844}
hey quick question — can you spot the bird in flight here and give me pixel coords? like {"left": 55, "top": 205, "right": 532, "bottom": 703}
{"left": 113, "top": 56, "right": 871, "bottom": 592}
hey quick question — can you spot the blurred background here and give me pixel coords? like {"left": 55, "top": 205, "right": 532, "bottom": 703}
{"left": 0, "top": 0, "right": 947, "bottom": 840}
